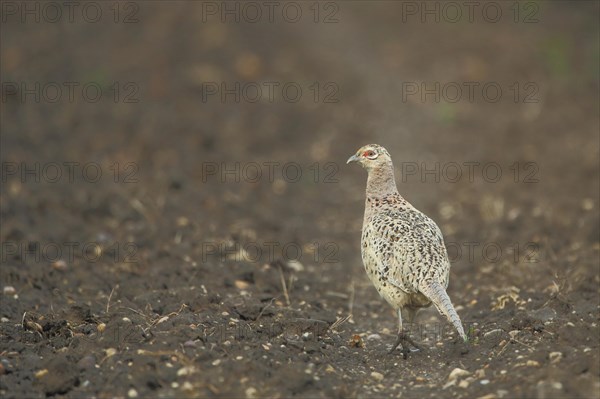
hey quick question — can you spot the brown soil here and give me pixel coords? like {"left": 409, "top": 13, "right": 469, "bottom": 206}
{"left": 1, "top": 2, "right": 599, "bottom": 398}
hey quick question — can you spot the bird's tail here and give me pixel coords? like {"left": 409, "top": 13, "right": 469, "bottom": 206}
{"left": 420, "top": 280, "right": 468, "bottom": 342}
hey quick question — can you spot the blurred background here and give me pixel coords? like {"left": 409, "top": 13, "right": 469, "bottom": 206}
{"left": 1, "top": 1, "right": 598, "bottom": 398}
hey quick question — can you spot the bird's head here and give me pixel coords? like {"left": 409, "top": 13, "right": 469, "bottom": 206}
{"left": 346, "top": 144, "right": 392, "bottom": 171}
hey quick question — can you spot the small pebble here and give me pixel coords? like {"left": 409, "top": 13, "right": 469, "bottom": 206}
{"left": 366, "top": 334, "right": 382, "bottom": 341}
{"left": 3, "top": 286, "right": 16, "bottom": 296}
{"left": 176, "top": 216, "right": 189, "bottom": 226}
{"left": 128, "top": 388, "right": 138, "bottom": 398}
{"left": 582, "top": 198, "right": 594, "bottom": 210}
{"left": 234, "top": 280, "right": 249, "bottom": 290}
{"left": 480, "top": 379, "right": 490, "bottom": 385}
{"left": 448, "top": 368, "right": 470, "bottom": 381}
{"left": 51, "top": 260, "right": 68, "bottom": 271}
{"left": 34, "top": 369, "right": 48, "bottom": 378}
{"left": 245, "top": 387, "right": 258, "bottom": 398}
{"left": 549, "top": 352, "right": 562, "bottom": 363}
{"left": 371, "top": 371, "right": 384, "bottom": 382}
{"left": 177, "top": 366, "right": 194, "bottom": 376}
{"left": 183, "top": 340, "right": 197, "bottom": 348}
{"left": 287, "top": 260, "right": 304, "bottom": 272}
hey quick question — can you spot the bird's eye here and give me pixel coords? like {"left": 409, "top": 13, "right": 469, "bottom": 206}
{"left": 363, "top": 150, "right": 378, "bottom": 159}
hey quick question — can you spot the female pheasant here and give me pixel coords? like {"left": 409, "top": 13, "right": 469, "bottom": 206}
{"left": 347, "top": 144, "right": 467, "bottom": 358}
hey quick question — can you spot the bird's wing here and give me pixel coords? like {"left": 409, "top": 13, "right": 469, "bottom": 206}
{"left": 366, "top": 208, "right": 450, "bottom": 293}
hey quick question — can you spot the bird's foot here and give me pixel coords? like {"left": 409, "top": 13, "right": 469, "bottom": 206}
{"left": 388, "top": 331, "right": 422, "bottom": 359}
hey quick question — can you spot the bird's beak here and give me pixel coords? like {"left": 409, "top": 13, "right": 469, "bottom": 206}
{"left": 346, "top": 154, "right": 360, "bottom": 164}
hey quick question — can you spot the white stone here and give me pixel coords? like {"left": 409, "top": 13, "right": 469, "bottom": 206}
{"left": 371, "top": 371, "right": 384, "bottom": 382}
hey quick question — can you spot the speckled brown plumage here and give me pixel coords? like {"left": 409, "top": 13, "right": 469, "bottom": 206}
{"left": 347, "top": 144, "right": 467, "bottom": 356}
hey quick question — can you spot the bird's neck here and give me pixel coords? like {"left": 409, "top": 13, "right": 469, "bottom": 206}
{"left": 366, "top": 163, "right": 399, "bottom": 198}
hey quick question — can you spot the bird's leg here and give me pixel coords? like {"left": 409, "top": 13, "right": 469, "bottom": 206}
{"left": 404, "top": 308, "right": 422, "bottom": 350}
{"left": 388, "top": 309, "right": 421, "bottom": 358}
